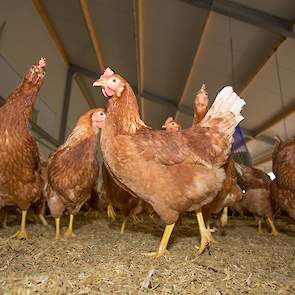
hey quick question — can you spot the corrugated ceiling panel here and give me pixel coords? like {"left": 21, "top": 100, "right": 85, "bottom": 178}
{"left": 143, "top": 0, "right": 208, "bottom": 102}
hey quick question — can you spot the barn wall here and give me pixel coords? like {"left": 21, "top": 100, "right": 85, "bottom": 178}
{"left": 0, "top": 0, "right": 67, "bottom": 142}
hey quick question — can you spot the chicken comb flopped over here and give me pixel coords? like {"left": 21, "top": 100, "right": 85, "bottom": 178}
{"left": 101, "top": 67, "right": 114, "bottom": 79}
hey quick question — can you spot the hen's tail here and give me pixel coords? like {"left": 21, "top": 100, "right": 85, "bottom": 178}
{"left": 201, "top": 86, "right": 245, "bottom": 141}
{"left": 204, "top": 86, "right": 245, "bottom": 125}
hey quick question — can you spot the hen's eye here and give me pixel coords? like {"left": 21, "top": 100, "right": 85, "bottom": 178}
{"left": 99, "top": 112, "right": 105, "bottom": 116}
{"left": 112, "top": 79, "right": 116, "bottom": 83}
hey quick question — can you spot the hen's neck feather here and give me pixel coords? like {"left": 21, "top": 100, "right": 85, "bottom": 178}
{"left": 58, "top": 123, "right": 97, "bottom": 151}
{"left": 1, "top": 79, "right": 40, "bottom": 122}
{"left": 106, "top": 84, "right": 146, "bottom": 134}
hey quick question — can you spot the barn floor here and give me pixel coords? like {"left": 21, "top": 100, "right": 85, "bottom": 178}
{"left": 0, "top": 213, "right": 295, "bottom": 295}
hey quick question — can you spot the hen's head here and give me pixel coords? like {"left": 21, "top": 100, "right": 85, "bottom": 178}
{"left": 93, "top": 68, "right": 126, "bottom": 98}
{"left": 76, "top": 108, "right": 106, "bottom": 131}
{"left": 25, "top": 57, "right": 46, "bottom": 87}
{"left": 91, "top": 108, "right": 106, "bottom": 129}
{"left": 162, "top": 117, "right": 181, "bottom": 132}
{"left": 194, "top": 84, "right": 208, "bottom": 111}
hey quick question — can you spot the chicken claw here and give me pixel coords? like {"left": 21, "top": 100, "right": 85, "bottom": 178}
{"left": 12, "top": 210, "right": 28, "bottom": 240}
{"left": 65, "top": 214, "right": 75, "bottom": 239}
{"left": 107, "top": 204, "right": 116, "bottom": 221}
{"left": 144, "top": 223, "right": 175, "bottom": 258}
{"left": 196, "top": 209, "right": 215, "bottom": 255}
{"left": 266, "top": 217, "right": 279, "bottom": 236}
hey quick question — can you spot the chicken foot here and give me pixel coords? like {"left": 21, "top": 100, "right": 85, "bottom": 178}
{"left": 55, "top": 217, "right": 61, "bottom": 240}
{"left": 220, "top": 207, "right": 228, "bottom": 227}
{"left": 144, "top": 223, "right": 175, "bottom": 258}
{"left": 196, "top": 209, "right": 215, "bottom": 255}
{"left": 12, "top": 210, "right": 28, "bottom": 240}
{"left": 266, "top": 217, "right": 279, "bottom": 236}
{"left": 65, "top": 214, "right": 75, "bottom": 239}
{"left": 107, "top": 204, "right": 116, "bottom": 221}
{"left": 38, "top": 214, "right": 49, "bottom": 227}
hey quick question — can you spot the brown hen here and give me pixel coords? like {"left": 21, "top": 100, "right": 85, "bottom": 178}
{"left": 236, "top": 164, "right": 278, "bottom": 235}
{"left": 93, "top": 68, "right": 245, "bottom": 256}
{"left": 0, "top": 58, "right": 46, "bottom": 239}
{"left": 271, "top": 135, "right": 295, "bottom": 222}
{"left": 193, "top": 85, "right": 242, "bottom": 231}
{"left": 45, "top": 108, "right": 105, "bottom": 239}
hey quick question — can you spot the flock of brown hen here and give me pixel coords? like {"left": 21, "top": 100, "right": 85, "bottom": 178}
{"left": 0, "top": 59, "right": 294, "bottom": 257}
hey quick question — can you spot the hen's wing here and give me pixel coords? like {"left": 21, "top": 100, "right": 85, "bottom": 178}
{"left": 127, "top": 126, "right": 227, "bottom": 168}
{"left": 48, "top": 138, "right": 97, "bottom": 189}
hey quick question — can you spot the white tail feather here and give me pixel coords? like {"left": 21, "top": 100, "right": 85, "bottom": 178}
{"left": 205, "top": 86, "right": 245, "bottom": 126}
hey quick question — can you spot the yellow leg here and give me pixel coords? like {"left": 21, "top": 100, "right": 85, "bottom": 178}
{"left": 196, "top": 209, "right": 215, "bottom": 255}
{"left": 65, "top": 214, "right": 75, "bottom": 239}
{"left": 257, "top": 218, "right": 263, "bottom": 235}
{"left": 38, "top": 214, "right": 49, "bottom": 227}
{"left": 220, "top": 207, "right": 228, "bottom": 227}
{"left": 107, "top": 204, "right": 116, "bottom": 221}
{"left": 145, "top": 223, "right": 175, "bottom": 258}
{"left": 55, "top": 217, "right": 61, "bottom": 240}
{"left": 120, "top": 218, "right": 127, "bottom": 234}
{"left": 267, "top": 217, "right": 278, "bottom": 236}
{"left": 13, "top": 210, "right": 28, "bottom": 240}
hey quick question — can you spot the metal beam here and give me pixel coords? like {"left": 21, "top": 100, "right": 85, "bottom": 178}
{"left": 176, "top": 10, "right": 211, "bottom": 121}
{"left": 30, "top": 121, "right": 59, "bottom": 147}
{"left": 33, "top": 0, "right": 98, "bottom": 138}
{"left": 0, "top": 96, "right": 59, "bottom": 147}
{"left": 245, "top": 100, "right": 295, "bottom": 145}
{"left": 32, "top": 0, "right": 69, "bottom": 64}
{"left": 133, "top": 0, "right": 145, "bottom": 118}
{"left": 70, "top": 64, "right": 99, "bottom": 78}
{"left": 59, "top": 67, "right": 74, "bottom": 144}
{"left": 80, "top": 0, "right": 105, "bottom": 72}
{"left": 180, "top": 0, "right": 295, "bottom": 39}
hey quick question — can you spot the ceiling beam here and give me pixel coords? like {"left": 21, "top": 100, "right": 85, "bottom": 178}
{"left": 32, "top": 0, "right": 69, "bottom": 64}
{"left": 238, "top": 38, "right": 285, "bottom": 94}
{"left": 180, "top": 0, "right": 295, "bottom": 39}
{"left": 80, "top": 0, "right": 105, "bottom": 73}
{"left": 0, "top": 96, "right": 59, "bottom": 147}
{"left": 176, "top": 11, "right": 211, "bottom": 121}
{"left": 246, "top": 100, "right": 295, "bottom": 145}
{"left": 33, "top": 0, "right": 97, "bottom": 137}
{"left": 59, "top": 67, "right": 74, "bottom": 143}
{"left": 133, "top": 0, "right": 145, "bottom": 119}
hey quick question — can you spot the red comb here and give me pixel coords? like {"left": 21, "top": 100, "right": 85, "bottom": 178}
{"left": 101, "top": 67, "right": 114, "bottom": 79}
